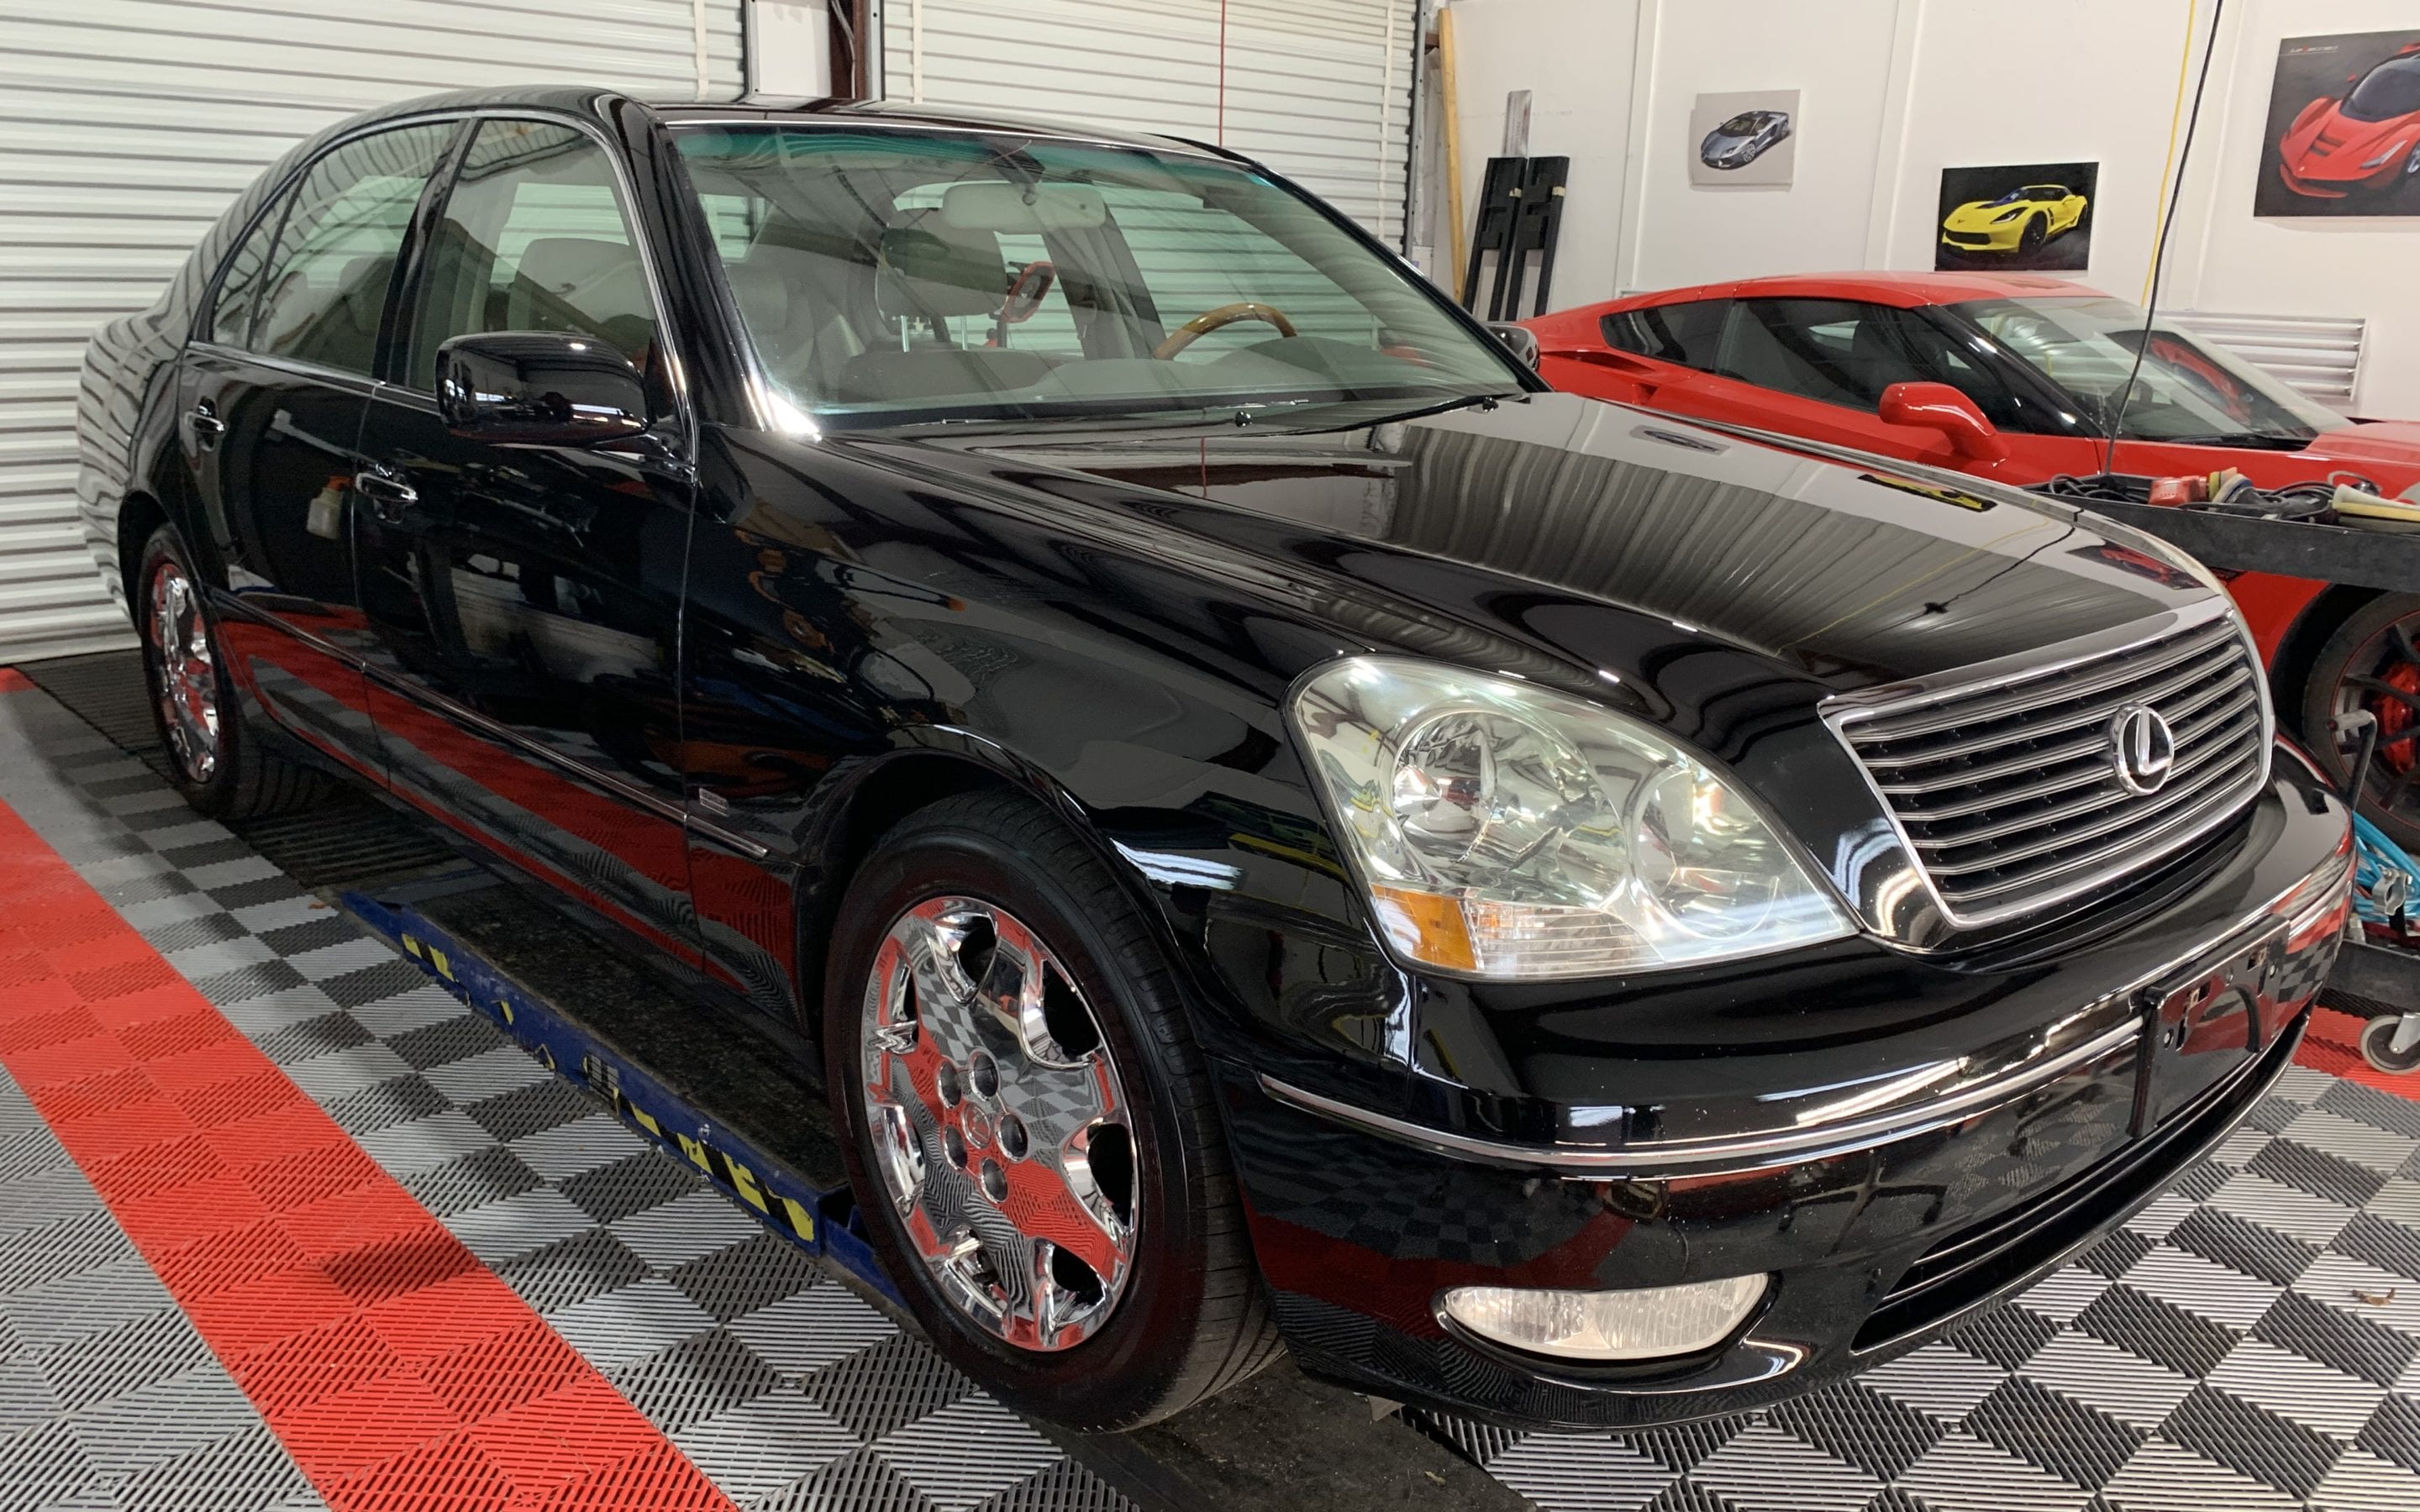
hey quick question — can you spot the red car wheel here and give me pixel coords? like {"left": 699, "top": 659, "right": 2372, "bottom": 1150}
{"left": 2306, "top": 594, "right": 2420, "bottom": 850}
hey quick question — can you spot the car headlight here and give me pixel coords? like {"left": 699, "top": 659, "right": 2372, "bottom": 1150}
{"left": 1994, "top": 206, "right": 2028, "bottom": 222}
{"left": 2363, "top": 140, "right": 2408, "bottom": 167}
{"left": 1289, "top": 659, "right": 1854, "bottom": 980}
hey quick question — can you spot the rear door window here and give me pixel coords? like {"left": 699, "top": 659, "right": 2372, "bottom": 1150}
{"left": 207, "top": 189, "right": 297, "bottom": 349}
{"left": 251, "top": 123, "right": 456, "bottom": 375}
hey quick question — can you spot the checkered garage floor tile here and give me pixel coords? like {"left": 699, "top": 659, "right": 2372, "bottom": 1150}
{"left": 1419, "top": 1067, "right": 2420, "bottom": 1509}
{"left": 0, "top": 681, "right": 1131, "bottom": 1512}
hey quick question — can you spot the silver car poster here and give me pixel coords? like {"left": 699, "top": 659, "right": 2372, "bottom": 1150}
{"left": 1690, "top": 89, "right": 1798, "bottom": 187}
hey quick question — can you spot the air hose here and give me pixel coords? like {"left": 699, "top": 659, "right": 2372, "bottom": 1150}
{"left": 2351, "top": 808, "right": 2420, "bottom": 927}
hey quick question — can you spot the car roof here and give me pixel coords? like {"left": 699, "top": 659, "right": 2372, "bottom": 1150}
{"left": 1603, "top": 270, "right": 2110, "bottom": 311}
{"left": 317, "top": 86, "right": 1223, "bottom": 160}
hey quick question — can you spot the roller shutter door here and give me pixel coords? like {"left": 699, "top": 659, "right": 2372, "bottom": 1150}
{"left": 0, "top": 0, "right": 744, "bottom": 661}
{"left": 882, "top": 0, "right": 1418, "bottom": 244}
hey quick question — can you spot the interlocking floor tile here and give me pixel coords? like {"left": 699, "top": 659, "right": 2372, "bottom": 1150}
{"left": 668, "top": 1383, "right": 860, "bottom": 1501}
{"left": 608, "top": 1190, "right": 766, "bottom": 1271}
{"left": 543, "top": 1278, "right": 717, "bottom": 1373}
{"left": 1686, "top": 1421, "right": 1880, "bottom": 1512}
{"left": 871, "top": 1394, "right": 1065, "bottom": 1512}
{"left": 727, "top": 1284, "right": 900, "bottom": 1378}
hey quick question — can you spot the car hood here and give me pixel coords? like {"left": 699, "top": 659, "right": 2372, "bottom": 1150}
{"left": 2284, "top": 102, "right": 2420, "bottom": 172}
{"left": 892, "top": 391, "right": 2214, "bottom": 696}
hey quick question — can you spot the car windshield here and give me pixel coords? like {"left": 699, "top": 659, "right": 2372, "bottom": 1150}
{"left": 2345, "top": 54, "right": 2420, "bottom": 123}
{"left": 1718, "top": 113, "right": 1764, "bottom": 134}
{"left": 1951, "top": 295, "right": 2349, "bottom": 444}
{"left": 669, "top": 124, "right": 1524, "bottom": 430}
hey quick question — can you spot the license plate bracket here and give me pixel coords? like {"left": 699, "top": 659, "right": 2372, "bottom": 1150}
{"left": 2130, "top": 918, "right": 2287, "bottom": 1135}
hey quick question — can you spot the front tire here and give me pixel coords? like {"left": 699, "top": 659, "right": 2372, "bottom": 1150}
{"left": 134, "top": 524, "right": 328, "bottom": 819}
{"left": 2018, "top": 215, "right": 2049, "bottom": 256}
{"left": 823, "top": 790, "right": 1279, "bottom": 1429}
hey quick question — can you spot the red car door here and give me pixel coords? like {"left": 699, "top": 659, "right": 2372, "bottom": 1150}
{"left": 1552, "top": 298, "right": 2051, "bottom": 480}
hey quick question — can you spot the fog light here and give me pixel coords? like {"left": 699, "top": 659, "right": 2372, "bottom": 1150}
{"left": 1439, "top": 1275, "right": 1767, "bottom": 1362}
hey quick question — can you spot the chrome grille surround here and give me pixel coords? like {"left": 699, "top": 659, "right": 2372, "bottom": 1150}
{"left": 1821, "top": 598, "right": 2272, "bottom": 932}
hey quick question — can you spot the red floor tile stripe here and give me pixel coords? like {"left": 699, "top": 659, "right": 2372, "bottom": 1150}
{"left": 0, "top": 797, "right": 737, "bottom": 1512}
{"left": 2298, "top": 1004, "right": 2420, "bottom": 1103}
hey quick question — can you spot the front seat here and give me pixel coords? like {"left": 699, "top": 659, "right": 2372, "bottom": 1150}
{"left": 836, "top": 208, "right": 1051, "bottom": 404}
{"left": 505, "top": 236, "right": 658, "bottom": 362}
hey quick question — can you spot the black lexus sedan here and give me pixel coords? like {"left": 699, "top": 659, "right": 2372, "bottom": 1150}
{"left": 76, "top": 87, "right": 2354, "bottom": 1433}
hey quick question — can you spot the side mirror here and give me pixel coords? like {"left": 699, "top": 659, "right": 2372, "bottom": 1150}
{"left": 1879, "top": 381, "right": 2007, "bottom": 462}
{"left": 435, "top": 331, "right": 650, "bottom": 446}
{"left": 1486, "top": 322, "right": 1541, "bottom": 370}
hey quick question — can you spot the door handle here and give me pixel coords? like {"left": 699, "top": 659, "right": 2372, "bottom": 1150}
{"left": 355, "top": 470, "right": 419, "bottom": 524}
{"left": 187, "top": 402, "right": 225, "bottom": 449}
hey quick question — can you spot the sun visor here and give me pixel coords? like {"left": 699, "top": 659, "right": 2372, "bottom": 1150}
{"left": 942, "top": 181, "right": 1108, "bottom": 234}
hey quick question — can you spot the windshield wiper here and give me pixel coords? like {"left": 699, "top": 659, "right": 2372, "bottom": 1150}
{"left": 2155, "top": 432, "right": 2315, "bottom": 451}
{"left": 1348, "top": 391, "right": 1527, "bottom": 428}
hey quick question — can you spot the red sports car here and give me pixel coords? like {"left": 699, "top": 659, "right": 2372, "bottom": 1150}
{"left": 1522, "top": 271, "right": 2420, "bottom": 844}
{"left": 2280, "top": 42, "right": 2420, "bottom": 198}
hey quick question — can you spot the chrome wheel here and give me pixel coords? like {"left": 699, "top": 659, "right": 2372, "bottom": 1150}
{"left": 860, "top": 896, "right": 1137, "bottom": 1351}
{"left": 148, "top": 560, "right": 218, "bottom": 785}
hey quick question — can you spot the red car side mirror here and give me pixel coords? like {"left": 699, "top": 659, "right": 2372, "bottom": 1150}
{"left": 1880, "top": 381, "right": 2008, "bottom": 462}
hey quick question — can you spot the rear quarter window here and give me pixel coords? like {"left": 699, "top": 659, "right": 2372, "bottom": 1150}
{"left": 1600, "top": 299, "right": 1730, "bottom": 369}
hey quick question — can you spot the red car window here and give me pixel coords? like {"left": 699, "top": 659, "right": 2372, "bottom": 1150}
{"left": 1599, "top": 299, "right": 1730, "bottom": 369}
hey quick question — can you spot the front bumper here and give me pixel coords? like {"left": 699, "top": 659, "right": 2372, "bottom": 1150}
{"left": 1214, "top": 763, "right": 2351, "bottom": 1428}
{"left": 2280, "top": 155, "right": 2402, "bottom": 198}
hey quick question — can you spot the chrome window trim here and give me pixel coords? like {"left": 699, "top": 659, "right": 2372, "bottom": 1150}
{"left": 659, "top": 114, "right": 1234, "bottom": 163}
{"left": 1818, "top": 595, "right": 2272, "bottom": 934}
{"left": 1258, "top": 1013, "right": 2143, "bottom": 1180}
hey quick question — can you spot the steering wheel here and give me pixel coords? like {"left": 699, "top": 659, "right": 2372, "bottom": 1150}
{"left": 1153, "top": 302, "right": 1298, "bottom": 360}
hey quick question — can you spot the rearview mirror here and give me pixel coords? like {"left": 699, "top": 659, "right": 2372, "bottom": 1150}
{"left": 1486, "top": 322, "right": 1541, "bottom": 370}
{"left": 1879, "top": 381, "right": 2007, "bottom": 462}
{"left": 435, "top": 331, "right": 650, "bottom": 446}
{"left": 942, "top": 181, "right": 1109, "bottom": 233}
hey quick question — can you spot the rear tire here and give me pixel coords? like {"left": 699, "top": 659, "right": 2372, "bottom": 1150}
{"left": 134, "top": 524, "right": 329, "bottom": 819}
{"left": 823, "top": 789, "right": 1281, "bottom": 1430}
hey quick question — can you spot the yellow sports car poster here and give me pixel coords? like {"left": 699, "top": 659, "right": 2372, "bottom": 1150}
{"left": 1934, "top": 160, "right": 2098, "bottom": 271}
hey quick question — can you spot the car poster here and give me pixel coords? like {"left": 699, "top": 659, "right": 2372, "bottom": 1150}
{"left": 1688, "top": 90, "right": 1797, "bottom": 187}
{"left": 1933, "top": 161, "right": 2097, "bottom": 272}
{"left": 2259, "top": 30, "right": 2420, "bottom": 216}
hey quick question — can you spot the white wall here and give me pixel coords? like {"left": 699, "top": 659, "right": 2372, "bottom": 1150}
{"left": 1444, "top": 0, "right": 1639, "bottom": 309}
{"left": 1624, "top": 0, "right": 1902, "bottom": 293}
{"left": 1876, "top": 0, "right": 2205, "bottom": 302}
{"left": 1436, "top": 0, "right": 2420, "bottom": 416}
{"left": 2168, "top": 0, "right": 2420, "bottom": 420}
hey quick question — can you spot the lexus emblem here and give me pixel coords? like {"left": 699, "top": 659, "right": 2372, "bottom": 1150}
{"left": 2108, "top": 704, "right": 2176, "bottom": 795}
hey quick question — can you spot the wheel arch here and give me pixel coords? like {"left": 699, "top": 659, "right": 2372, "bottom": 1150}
{"left": 791, "top": 738, "right": 1190, "bottom": 1040}
{"left": 2269, "top": 582, "right": 2385, "bottom": 739}
{"left": 115, "top": 490, "right": 171, "bottom": 613}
